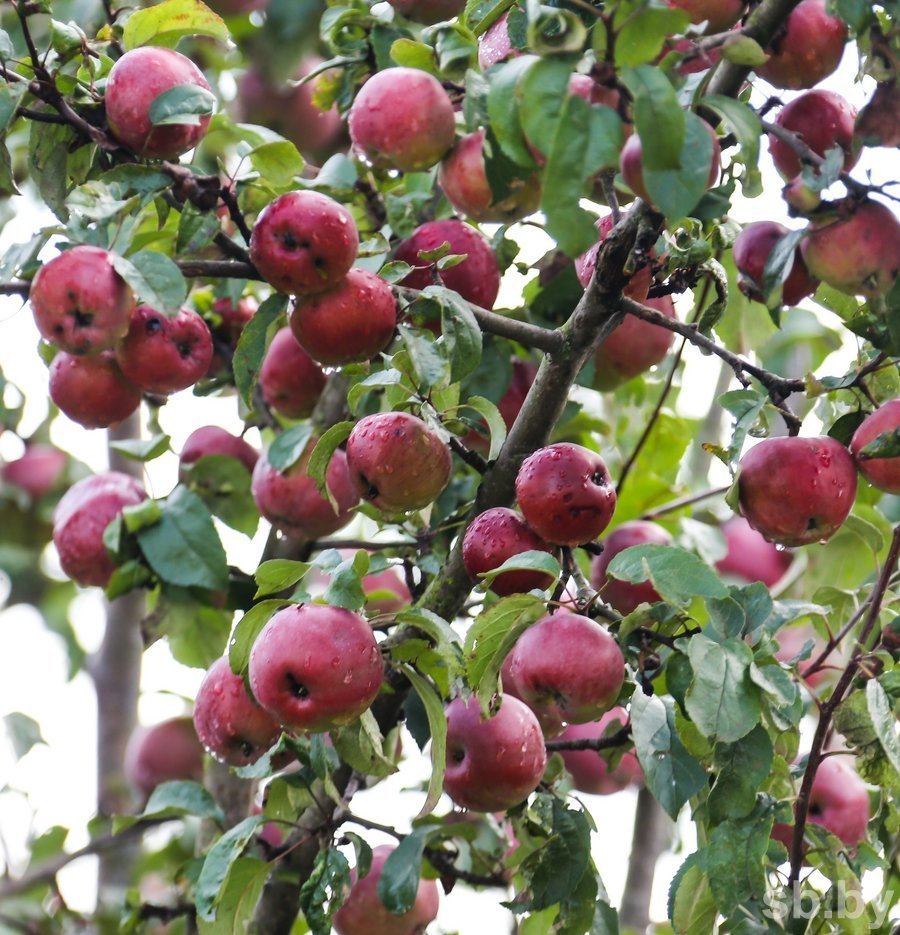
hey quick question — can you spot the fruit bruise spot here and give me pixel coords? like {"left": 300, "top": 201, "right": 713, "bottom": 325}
{"left": 72, "top": 309, "right": 94, "bottom": 329}
{"left": 590, "top": 470, "right": 607, "bottom": 486}
{"left": 285, "top": 672, "right": 310, "bottom": 699}
{"left": 176, "top": 342, "right": 192, "bottom": 359}
{"left": 358, "top": 472, "right": 379, "bottom": 501}
{"left": 450, "top": 747, "right": 465, "bottom": 763}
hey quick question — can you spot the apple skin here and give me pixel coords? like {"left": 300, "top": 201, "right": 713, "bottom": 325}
{"left": 856, "top": 81, "right": 900, "bottom": 149}
{"left": 515, "top": 442, "right": 617, "bottom": 547}
{"left": 52, "top": 471, "right": 148, "bottom": 587}
{"left": 666, "top": 0, "right": 744, "bottom": 33}
{"left": 29, "top": 245, "right": 134, "bottom": 355}
{"left": 179, "top": 425, "right": 259, "bottom": 477}
{"left": 105, "top": 47, "right": 213, "bottom": 159}
{"left": 478, "top": 11, "right": 518, "bottom": 69}
{"left": 768, "top": 90, "right": 858, "bottom": 181}
{"left": 462, "top": 507, "right": 557, "bottom": 597}
{"left": 388, "top": 0, "right": 465, "bottom": 24}
{"left": 249, "top": 190, "right": 359, "bottom": 296}
{"left": 348, "top": 67, "right": 456, "bottom": 172}
{"left": 251, "top": 443, "right": 359, "bottom": 539}
{"left": 333, "top": 844, "right": 440, "bottom": 935}
{"left": 206, "top": 296, "right": 256, "bottom": 377}
{"left": 116, "top": 304, "right": 213, "bottom": 395}
{"left": 248, "top": 603, "right": 384, "bottom": 733}
{"left": 850, "top": 399, "right": 900, "bottom": 494}
{"left": 732, "top": 221, "right": 819, "bottom": 308}
{"left": 737, "top": 436, "right": 857, "bottom": 547}
{"left": 259, "top": 327, "right": 327, "bottom": 419}
{"left": 755, "top": 0, "right": 847, "bottom": 90}
{"left": 290, "top": 269, "right": 398, "bottom": 366}
{"left": 444, "top": 695, "right": 547, "bottom": 812}
{"left": 503, "top": 611, "right": 626, "bottom": 736}
{"left": 394, "top": 219, "right": 501, "bottom": 310}
{"left": 800, "top": 199, "right": 900, "bottom": 299}
{"left": 558, "top": 707, "right": 643, "bottom": 796}
{"left": 346, "top": 412, "right": 452, "bottom": 513}
{"left": 193, "top": 655, "right": 282, "bottom": 766}
{"left": 715, "top": 516, "right": 792, "bottom": 587}
{"left": 439, "top": 129, "right": 542, "bottom": 224}
{"left": 49, "top": 350, "right": 143, "bottom": 429}
{"left": 124, "top": 716, "right": 205, "bottom": 798}
{"left": 590, "top": 521, "right": 673, "bottom": 614}
{"left": 362, "top": 566, "right": 412, "bottom": 615}
{"left": 1, "top": 444, "right": 67, "bottom": 500}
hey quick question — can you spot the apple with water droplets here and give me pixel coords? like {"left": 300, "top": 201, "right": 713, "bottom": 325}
{"left": 558, "top": 707, "right": 643, "bottom": 795}
{"left": 124, "top": 716, "right": 205, "bottom": 799}
{"left": 590, "top": 520, "right": 672, "bottom": 614}
{"left": 179, "top": 425, "right": 259, "bottom": 478}
{"left": 850, "top": 399, "right": 900, "bottom": 494}
{"left": 259, "top": 327, "right": 327, "bottom": 419}
{"left": 732, "top": 220, "right": 819, "bottom": 307}
{"left": 49, "top": 350, "right": 142, "bottom": 429}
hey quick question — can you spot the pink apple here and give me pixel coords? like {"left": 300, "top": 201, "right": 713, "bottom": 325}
{"left": 558, "top": 707, "right": 642, "bottom": 795}
{"left": 850, "top": 399, "right": 900, "bottom": 494}
{"left": 124, "top": 716, "right": 205, "bottom": 798}
{"left": 715, "top": 516, "right": 793, "bottom": 587}
{"left": 1, "top": 444, "right": 67, "bottom": 500}
{"left": 590, "top": 520, "right": 673, "bottom": 614}
{"left": 49, "top": 350, "right": 143, "bottom": 429}
{"left": 774, "top": 624, "right": 828, "bottom": 687}
{"left": 856, "top": 81, "right": 900, "bottom": 149}
{"left": 732, "top": 220, "right": 819, "bottom": 307}
{"left": 259, "top": 327, "right": 327, "bottom": 419}
{"left": 362, "top": 565, "right": 412, "bottom": 615}
{"left": 179, "top": 425, "right": 259, "bottom": 476}
{"left": 666, "top": 0, "right": 745, "bottom": 32}
{"left": 477, "top": 12, "right": 518, "bottom": 69}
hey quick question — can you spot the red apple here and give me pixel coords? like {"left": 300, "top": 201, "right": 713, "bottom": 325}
{"left": 558, "top": 707, "right": 643, "bottom": 795}
{"left": 348, "top": 67, "right": 456, "bottom": 172}
{"left": 192, "top": 655, "right": 282, "bottom": 766}
{"left": 388, "top": 0, "right": 465, "bottom": 24}
{"left": 732, "top": 220, "right": 819, "bottom": 307}
{"left": 362, "top": 565, "right": 412, "bottom": 615}
{"left": 394, "top": 219, "right": 501, "bottom": 310}
{"left": 666, "top": 0, "right": 744, "bottom": 33}
{"left": 29, "top": 245, "right": 134, "bottom": 354}
{"left": 259, "top": 327, "right": 327, "bottom": 419}
{"left": 715, "top": 515, "right": 792, "bottom": 587}
{"left": 1, "top": 444, "right": 67, "bottom": 500}
{"left": 800, "top": 199, "right": 900, "bottom": 299}
{"left": 444, "top": 694, "right": 547, "bottom": 812}
{"left": 248, "top": 603, "right": 383, "bottom": 732}
{"left": 850, "top": 399, "right": 900, "bottom": 494}
{"left": 792, "top": 756, "right": 870, "bottom": 847}
{"left": 768, "top": 90, "right": 858, "bottom": 181}
{"left": 205, "top": 296, "right": 256, "bottom": 377}
{"left": 116, "top": 304, "right": 213, "bottom": 395}
{"left": 774, "top": 624, "right": 828, "bottom": 687}
{"left": 333, "top": 844, "right": 440, "bottom": 935}
{"left": 503, "top": 611, "right": 625, "bottom": 735}
{"left": 590, "top": 520, "right": 673, "bottom": 614}
{"left": 249, "top": 190, "right": 359, "bottom": 296}
{"left": 737, "top": 436, "right": 857, "bottom": 547}
{"left": 346, "top": 412, "right": 452, "bottom": 513}
{"left": 124, "top": 716, "right": 205, "bottom": 798}
{"left": 290, "top": 269, "right": 397, "bottom": 366}
{"left": 855, "top": 81, "right": 900, "bottom": 149}
{"left": 462, "top": 507, "right": 557, "bottom": 596}
{"left": 575, "top": 214, "right": 653, "bottom": 299}
{"left": 515, "top": 442, "right": 617, "bottom": 547}
{"left": 52, "top": 471, "right": 148, "bottom": 587}
{"left": 477, "top": 11, "right": 518, "bottom": 70}
{"left": 105, "top": 47, "right": 213, "bottom": 159}
{"left": 179, "top": 425, "right": 259, "bottom": 476}
{"left": 49, "top": 350, "right": 143, "bottom": 429}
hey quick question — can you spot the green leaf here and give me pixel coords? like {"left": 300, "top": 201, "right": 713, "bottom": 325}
{"left": 233, "top": 293, "right": 287, "bottom": 408}
{"left": 197, "top": 857, "right": 270, "bottom": 935}
{"left": 112, "top": 250, "right": 187, "bottom": 317}
{"left": 3, "top": 712, "right": 45, "bottom": 759}
{"left": 331, "top": 709, "right": 398, "bottom": 778}
{"left": 248, "top": 140, "right": 305, "bottom": 189}
{"left": 117, "top": 780, "right": 224, "bottom": 831}
{"left": 228, "top": 599, "right": 291, "bottom": 678}
{"left": 705, "top": 811, "right": 772, "bottom": 917}
{"left": 462, "top": 395, "right": 507, "bottom": 461}
{"left": 254, "top": 559, "right": 311, "bottom": 599}
{"left": 670, "top": 861, "right": 717, "bottom": 934}
{"left": 390, "top": 38, "right": 437, "bottom": 73}
{"left": 642, "top": 112, "right": 715, "bottom": 220}
{"left": 109, "top": 433, "right": 171, "bottom": 463}
{"left": 616, "top": 8, "right": 689, "bottom": 66}
{"left": 399, "top": 664, "right": 446, "bottom": 817}
{"left": 707, "top": 725, "right": 774, "bottom": 824}
{"left": 486, "top": 56, "right": 540, "bottom": 167}
{"left": 516, "top": 56, "right": 573, "bottom": 159}
{"left": 606, "top": 544, "right": 727, "bottom": 607}
{"left": 867, "top": 679, "right": 900, "bottom": 780}
{"left": 183, "top": 454, "right": 259, "bottom": 538}
{"left": 307, "top": 422, "right": 354, "bottom": 499}
{"left": 400, "top": 327, "right": 450, "bottom": 392}
{"left": 136, "top": 486, "right": 229, "bottom": 591}
{"left": 196, "top": 816, "right": 266, "bottom": 921}
{"left": 702, "top": 95, "right": 762, "bottom": 199}
{"left": 762, "top": 227, "right": 805, "bottom": 309}
{"left": 621, "top": 65, "right": 683, "bottom": 170}
{"left": 123, "top": 0, "right": 230, "bottom": 50}
{"left": 476, "top": 550, "right": 560, "bottom": 591}
{"left": 706, "top": 583, "right": 773, "bottom": 640}
{"left": 377, "top": 827, "right": 430, "bottom": 914}
{"left": 149, "top": 84, "right": 216, "bottom": 126}
{"left": 323, "top": 550, "right": 368, "bottom": 610}
{"left": 267, "top": 423, "right": 314, "bottom": 473}
{"left": 299, "top": 848, "right": 351, "bottom": 935}
{"left": 858, "top": 427, "right": 900, "bottom": 460}
{"left": 429, "top": 286, "right": 483, "bottom": 384}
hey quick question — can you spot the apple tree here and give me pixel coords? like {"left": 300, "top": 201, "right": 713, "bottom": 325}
{"left": 0, "top": 0, "right": 899, "bottom": 931}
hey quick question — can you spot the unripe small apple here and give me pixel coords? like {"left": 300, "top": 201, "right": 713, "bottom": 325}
{"left": 179, "top": 425, "right": 259, "bottom": 477}
{"left": 737, "top": 436, "right": 857, "bottom": 547}
{"left": 515, "top": 442, "right": 617, "bottom": 547}
{"left": 52, "top": 471, "right": 148, "bottom": 587}
{"left": 30, "top": 245, "right": 134, "bottom": 354}
{"left": 388, "top": 0, "right": 465, "bottom": 24}
{"left": 732, "top": 220, "right": 819, "bottom": 307}
{"left": 124, "top": 716, "right": 205, "bottom": 798}
{"left": 348, "top": 67, "right": 456, "bottom": 172}
{"left": 781, "top": 177, "right": 821, "bottom": 215}
{"left": 1, "top": 444, "right": 67, "bottom": 500}
{"left": 248, "top": 603, "right": 384, "bottom": 732}
{"left": 850, "top": 399, "right": 900, "bottom": 494}
{"left": 249, "top": 191, "right": 359, "bottom": 296}
{"left": 290, "top": 269, "right": 397, "bottom": 366}
{"left": 346, "top": 412, "right": 452, "bottom": 513}
{"left": 116, "top": 304, "right": 213, "bottom": 395}
{"left": 105, "top": 47, "right": 213, "bottom": 159}
{"left": 193, "top": 655, "right": 282, "bottom": 766}
{"left": 715, "top": 515, "right": 792, "bottom": 587}
{"left": 49, "top": 350, "right": 143, "bottom": 429}
{"left": 666, "top": 0, "right": 745, "bottom": 33}
{"left": 258, "top": 327, "right": 327, "bottom": 419}
{"left": 444, "top": 694, "right": 547, "bottom": 812}
{"left": 558, "top": 707, "right": 643, "bottom": 795}
{"left": 590, "top": 520, "right": 672, "bottom": 614}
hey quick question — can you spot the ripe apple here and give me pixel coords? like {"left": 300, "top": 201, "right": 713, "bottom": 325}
{"left": 515, "top": 442, "right": 617, "bottom": 547}
{"left": 179, "top": 425, "right": 259, "bottom": 477}
{"left": 49, "top": 350, "right": 143, "bottom": 429}
{"left": 477, "top": 11, "right": 518, "bottom": 69}
{"left": 1, "top": 444, "right": 67, "bottom": 500}
{"left": 104, "top": 47, "right": 213, "bottom": 159}
{"left": 856, "top": 80, "right": 900, "bottom": 148}
{"left": 666, "top": 0, "right": 745, "bottom": 33}
{"left": 346, "top": 412, "right": 452, "bottom": 512}
{"left": 290, "top": 269, "right": 397, "bottom": 366}
{"left": 348, "top": 67, "right": 456, "bottom": 172}
{"left": 258, "top": 327, "right": 327, "bottom": 419}
{"left": 388, "top": 0, "right": 465, "bottom": 24}
{"left": 462, "top": 507, "right": 557, "bottom": 596}
{"left": 755, "top": 0, "right": 847, "bottom": 90}
{"left": 438, "top": 129, "right": 542, "bottom": 223}
{"left": 850, "top": 399, "right": 900, "bottom": 494}
{"left": 333, "top": 844, "right": 440, "bottom": 935}
{"left": 444, "top": 694, "right": 546, "bottom": 812}
{"left": 800, "top": 199, "right": 900, "bottom": 299}
{"left": 362, "top": 565, "right": 412, "bottom": 615}
{"left": 503, "top": 611, "right": 625, "bottom": 735}
{"left": 29, "top": 245, "right": 134, "bottom": 355}
{"left": 768, "top": 90, "right": 858, "bottom": 181}
{"left": 249, "top": 190, "right": 359, "bottom": 296}
{"left": 394, "top": 219, "right": 501, "bottom": 310}
{"left": 124, "top": 716, "right": 205, "bottom": 798}
{"left": 732, "top": 220, "right": 819, "bottom": 307}
{"left": 774, "top": 624, "right": 828, "bottom": 687}
{"left": 715, "top": 515, "right": 792, "bottom": 587}
{"left": 193, "top": 655, "right": 282, "bottom": 766}
{"left": 116, "top": 304, "right": 213, "bottom": 395}
{"left": 251, "top": 442, "right": 359, "bottom": 539}
{"left": 205, "top": 295, "right": 256, "bottom": 378}
{"left": 575, "top": 214, "right": 652, "bottom": 299}
{"left": 737, "top": 436, "right": 857, "bottom": 547}
{"left": 590, "top": 520, "right": 672, "bottom": 614}
{"left": 52, "top": 471, "right": 148, "bottom": 587}
{"left": 248, "top": 603, "right": 384, "bottom": 732}
{"left": 558, "top": 707, "right": 643, "bottom": 795}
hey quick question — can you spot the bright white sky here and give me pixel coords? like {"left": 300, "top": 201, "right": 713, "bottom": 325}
{"left": 0, "top": 43, "right": 894, "bottom": 930}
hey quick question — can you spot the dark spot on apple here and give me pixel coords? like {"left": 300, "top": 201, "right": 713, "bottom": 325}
{"left": 590, "top": 471, "right": 607, "bottom": 486}
{"left": 806, "top": 517, "right": 818, "bottom": 531}
{"left": 73, "top": 308, "right": 94, "bottom": 329}
{"left": 240, "top": 740, "right": 256, "bottom": 758}
{"left": 53, "top": 324, "right": 64, "bottom": 334}
{"left": 286, "top": 672, "right": 309, "bottom": 699}
{"left": 358, "top": 473, "right": 379, "bottom": 501}
{"left": 809, "top": 801, "right": 822, "bottom": 816}
{"left": 176, "top": 342, "right": 192, "bottom": 359}
{"left": 451, "top": 747, "right": 465, "bottom": 763}
{"left": 145, "top": 317, "right": 163, "bottom": 334}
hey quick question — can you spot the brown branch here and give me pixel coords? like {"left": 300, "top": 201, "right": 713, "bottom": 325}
{"left": 639, "top": 485, "right": 731, "bottom": 521}
{"left": 178, "top": 259, "right": 261, "bottom": 280}
{"left": 0, "top": 280, "right": 30, "bottom": 297}
{"left": 545, "top": 724, "right": 631, "bottom": 753}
